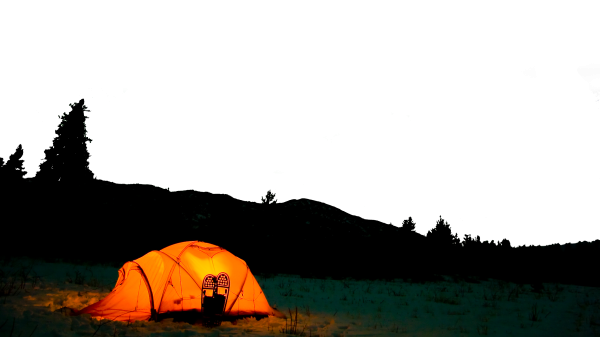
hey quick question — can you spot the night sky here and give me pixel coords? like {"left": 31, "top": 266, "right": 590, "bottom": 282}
{"left": 5, "top": 62, "right": 600, "bottom": 242}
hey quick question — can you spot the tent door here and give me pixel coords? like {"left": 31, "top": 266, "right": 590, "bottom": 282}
{"left": 201, "top": 273, "right": 230, "bottom": 315}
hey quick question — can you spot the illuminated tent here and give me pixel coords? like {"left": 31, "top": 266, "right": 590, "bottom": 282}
{"left": 74, "top": 241, "right": 283, "bottom": 322}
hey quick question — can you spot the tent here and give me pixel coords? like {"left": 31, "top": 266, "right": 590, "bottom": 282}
{"left": 74, "top": 241, "right": 283, "bottom": 322}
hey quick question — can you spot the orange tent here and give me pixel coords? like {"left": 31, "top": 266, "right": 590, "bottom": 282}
{"left": 75, "top": 241, "right": 283, "bottom": 322}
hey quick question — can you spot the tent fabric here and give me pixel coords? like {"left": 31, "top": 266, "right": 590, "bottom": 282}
{"left": 76, "top": 241, "right": 279, "bottom": 322}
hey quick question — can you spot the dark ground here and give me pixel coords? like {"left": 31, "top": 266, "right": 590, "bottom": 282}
{"left": 2, "top": 178, "right": 598, "bottom": 287}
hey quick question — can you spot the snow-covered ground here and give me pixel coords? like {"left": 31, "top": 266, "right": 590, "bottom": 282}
{"left": 1, "top": 256, "right": 599, "bottom": 336}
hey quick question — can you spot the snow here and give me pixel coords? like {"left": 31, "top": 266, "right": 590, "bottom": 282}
{"left": 1, "top": 256, "right": 599, "bottom": 336}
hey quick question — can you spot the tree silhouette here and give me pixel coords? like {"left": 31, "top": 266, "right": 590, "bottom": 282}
{"left": 426, "top": 215, "right": 460, "bottom": 246}
{"left": 0, "top": 144, "right": 27, "bottom": 183}
{"left": 401, "top": 216, "right": 416, "bottom": 232}
{"left": 23, "top": 97, "right": 93, "bottom": 181}
{"left": 260, "top": 190, "right": 278, "bottom": 204}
